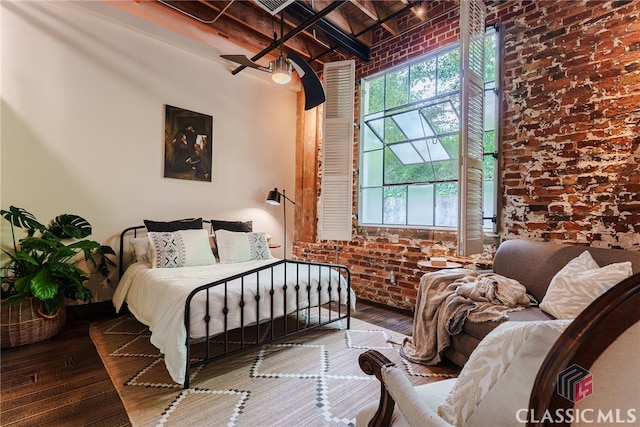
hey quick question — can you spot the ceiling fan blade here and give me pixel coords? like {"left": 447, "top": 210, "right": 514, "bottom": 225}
{"left": 220, "top": 55, "right": 271, "bottom": 72}
{"left": 287, "top": 51, "right": 326, "bottom": 110}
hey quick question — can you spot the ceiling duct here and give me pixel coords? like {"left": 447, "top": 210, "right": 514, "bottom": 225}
{"left": 253, "top": 0, "right": 295, "bottom": 15}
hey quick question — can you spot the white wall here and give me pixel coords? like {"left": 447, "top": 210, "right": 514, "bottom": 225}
{"left": 1, "top": 1, "right": 298, "bottom": 300}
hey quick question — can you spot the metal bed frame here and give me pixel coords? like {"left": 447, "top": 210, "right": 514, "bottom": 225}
{"left": 118, "top": 222, "right": 351, "bottom": 388}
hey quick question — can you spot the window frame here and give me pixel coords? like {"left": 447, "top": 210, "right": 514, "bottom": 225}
{"left": 357, "top": 26, "right": 499, "bottom": 232}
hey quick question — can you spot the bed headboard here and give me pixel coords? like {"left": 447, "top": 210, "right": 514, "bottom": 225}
{"left": 118, "top": 220, "right": 214, "bottom": 278}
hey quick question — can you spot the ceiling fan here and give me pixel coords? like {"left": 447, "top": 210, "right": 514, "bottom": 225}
{"left": 220, "top": 13, "right": 326, "bottom": 111}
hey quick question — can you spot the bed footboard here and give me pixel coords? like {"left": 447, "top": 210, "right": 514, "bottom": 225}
{"left": 183, "top": 259, "right": 351, "bottom": 388}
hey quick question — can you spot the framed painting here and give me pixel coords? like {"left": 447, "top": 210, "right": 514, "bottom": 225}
{"left": 164, "top": 104, "right": 213, "bottom": 182}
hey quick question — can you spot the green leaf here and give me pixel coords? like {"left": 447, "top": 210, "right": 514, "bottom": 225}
{"left": 100, "top": 245, "right": 116, "bottom": 256}
{"left": 48, "top": 246, "right": 79, "bottom": 265}
{"left": 48, "top": 214, "right": 92, "bottom": 239}
{"left": 42, "top": 297, "right": 63, "bottom": 315}
{"left": 65, "top": 283, "right": 92, "bottom": 302}
{"left": 13, "top": 251, "right": 40, "bottom": 266}
{"left": 76, "top": 287, "right": 92, "bottom": 302}
{"left": 20, "top": 237, "right": 60, "bottom": 254}
{"left": 67, "top": 239, "right": 101, "bottom": 252}
{"left": 30, "top": 268, "right": 58, "bottom": 301}
{"left": 50, "top": 261, "right": 87, "bottom": 282}
{"left": 14, "top": 276, "right": 33, "bottom": 293}
{"left": 0, "top": 206, "right": 45, "bottom": 235}
{"left": 6, "top": 293, "right": 29, "bottom": 305}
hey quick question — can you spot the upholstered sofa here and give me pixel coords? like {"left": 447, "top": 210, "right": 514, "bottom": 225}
{"left": 443, "top": 239, "right": 640, "bottom": 367}
{"left": 357, "top": 272, "right": 640, "bottom": 427}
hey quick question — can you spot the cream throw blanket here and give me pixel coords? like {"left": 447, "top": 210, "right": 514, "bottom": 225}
{"left": 400, "top": 269, "right": 532, "bottom": 365}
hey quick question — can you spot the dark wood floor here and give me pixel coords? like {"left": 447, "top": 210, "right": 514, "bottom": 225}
{"left": 0, "top": 300, "right": 413, "bottom": 426}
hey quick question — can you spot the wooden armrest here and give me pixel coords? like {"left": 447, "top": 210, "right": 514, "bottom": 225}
{"left": 359, "top": 350, "right": 397, "bottom": 427}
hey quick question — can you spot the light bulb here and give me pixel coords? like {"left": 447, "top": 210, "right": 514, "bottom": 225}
{"left": 271, "top": 56, "right": 291, "bottom": 84}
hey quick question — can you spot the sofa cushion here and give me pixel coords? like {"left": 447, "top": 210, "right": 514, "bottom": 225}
{"left": 540, "top": 257, "right": 633, "bottom": 319}
{"left": 445, "top": 308, "right": 556, "bottom": 367}
{"left": 461, "top": 308, "right": 554, "bottom": 341}
{"left": 444, "top": 334, "right": 479, "bottom": 367}
{"left": 460, "top": 319, "right": 502, "bottom": 341}
{"left": 492, "top": 240, "right": 640, "bottom": 302}
{"left": 504, "top": 307, "right": 555, "bottom": 322}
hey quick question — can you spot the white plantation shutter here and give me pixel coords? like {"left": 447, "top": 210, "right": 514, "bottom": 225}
{"left": 458, "top": 0, "right": 486, "bottom": 256}
{"left": 319, "top": 60, "right": 355, "bottom": 241}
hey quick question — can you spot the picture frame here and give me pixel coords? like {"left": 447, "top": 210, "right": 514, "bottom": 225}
{"left": 163, "top": 104, "right": 213, "bottom": 182}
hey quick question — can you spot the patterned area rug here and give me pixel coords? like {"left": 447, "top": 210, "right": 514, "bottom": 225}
{"left": 90, "top": 314, "right": 459, "bottom": 427}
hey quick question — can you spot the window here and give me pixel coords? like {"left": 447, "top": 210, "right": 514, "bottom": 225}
{"left": 359, "top": 27, "right": 499, "bottom": 230}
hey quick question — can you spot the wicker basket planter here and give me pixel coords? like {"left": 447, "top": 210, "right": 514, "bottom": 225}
{"left": 1, "top": 298, "right": 66, "bottom": 348}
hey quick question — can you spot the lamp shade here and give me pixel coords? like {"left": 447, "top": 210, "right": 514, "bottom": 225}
{"left": 266, "top": 188, "right": 281, "bottom": 205}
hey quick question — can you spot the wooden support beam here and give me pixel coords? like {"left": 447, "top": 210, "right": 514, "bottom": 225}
{"left": 160, "top": 0, "right": 328, "bottom": 66}
{"left": 350, "top": 0, "right": 399, "bottom": 36}
{"left": 295, "top": 92, "right": 320, "bottom": 243}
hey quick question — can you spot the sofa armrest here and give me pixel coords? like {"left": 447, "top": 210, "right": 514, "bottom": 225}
{"left": 359, "top": 350, "right": 396, "bottom": 427}
{"left": 359, "top": 350, "right": 451, "bottom": 427}
{"left": 381, "top": 365, "right": 452, "bottom": 427}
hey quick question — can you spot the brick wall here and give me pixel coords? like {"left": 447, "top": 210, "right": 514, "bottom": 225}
{"left": 293, "top": 0, "right": 640, "bottom": 311}
{"left": 494, "top": 0, "right": 640, "bottom": 248}
{"left": 294, "top": 229, "right": 464, "bottom": 310}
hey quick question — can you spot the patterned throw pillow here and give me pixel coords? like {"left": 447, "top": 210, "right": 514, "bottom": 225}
{"left": 214, "top": 229, "right": 272, "bottom": 263}
{"left": 539, "top": 251, "right": 632, "bottom": 319}
{"left": 148, "top": 229, "right": 215, "bottom": 268}
{"left": 437, "top": 320, "right": 571, "bottom": 426}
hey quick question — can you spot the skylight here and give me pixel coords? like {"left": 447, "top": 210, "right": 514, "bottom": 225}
{"left": 364, "top": 98, "right": 459, "bottom": 165}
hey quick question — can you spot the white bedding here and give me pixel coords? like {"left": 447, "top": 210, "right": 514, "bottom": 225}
{"left": 112, "top": 259, "right": 354, "bottom": 384}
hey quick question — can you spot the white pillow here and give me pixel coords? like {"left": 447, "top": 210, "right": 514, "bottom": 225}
{"left": 148, "top": 229, "right": 216, "bottom": 268}
{"left": 437, "top": 320, "right": 571, "bottom": 426}
{"left": 540, "top": 251, "right": 632, "bottom": 319}
{"left": 129, "top": 237, "right": 149, "bottom": 262}
{"left": 215, "top": 230, "right": 272, "bottom": 263}
{"left": 556, "top": 250, "right": 600, "bottom": 273}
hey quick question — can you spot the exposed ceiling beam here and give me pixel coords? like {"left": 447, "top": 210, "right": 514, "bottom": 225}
{"left": 197, "top": 1, "right": 329, "bottom": 64}
{"left": 159, "top": 0, "right": 328, "bottom": 66}
{"left": 308, "top": 0, "right": 420, "bottom": 62}
{"left": 232, "top": 0, "right": 350, "bottom": 75}
{"left": 286, "top": 1, "right": 370, "bottom": 61}
{"left": 305, "top": 0, "right": 371, "bottom": 45}
{"left": 349, "top": 0, "right": 399, "bottom": 36}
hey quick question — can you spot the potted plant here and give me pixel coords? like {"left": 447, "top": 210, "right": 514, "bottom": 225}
{"left": 1, "top": 206, "right": 115, "bottom": 348}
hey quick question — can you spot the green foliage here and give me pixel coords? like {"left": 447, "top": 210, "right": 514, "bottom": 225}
{"left": 366, "top": 77, "right": 385, "bottom": 114}
{"left": 409, "top": 59, "right": 436, "bottom": 102}
{"left": 385, "top": 69, "right": 408, "bottom": 109}
{"left": 47, "top": 214, "right": 92, "bottom": 239}
{"left": 1, "top": 206, "right": 115, "bottom": 314}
